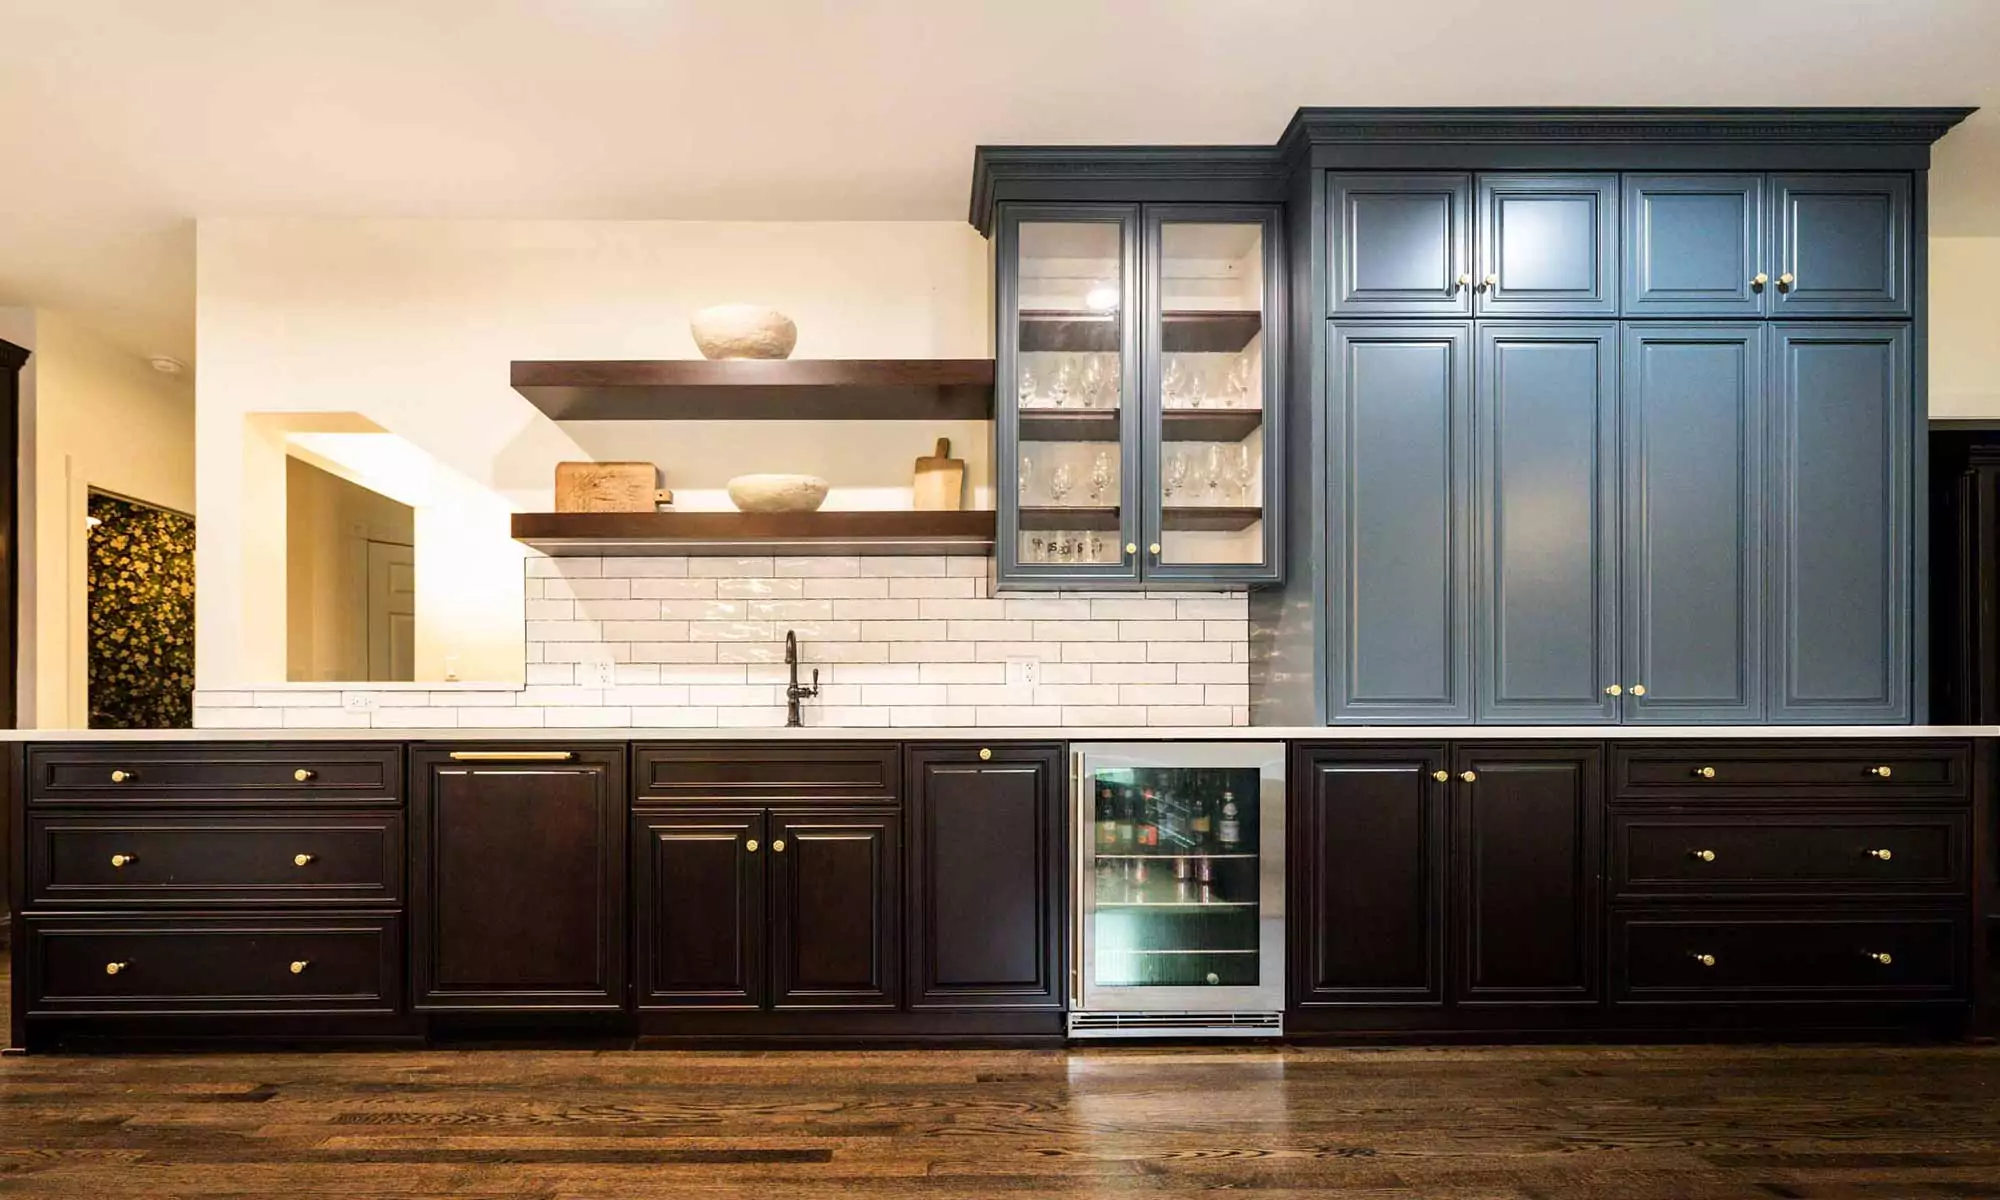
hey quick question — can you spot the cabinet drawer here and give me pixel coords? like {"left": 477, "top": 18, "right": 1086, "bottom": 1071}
{"left": 1611, "top": 742, "right": 1968, "bottom": 801}
{"left": 29, "top": 814, "right": 402, "bottom": 906}
{"left": 634, "top": 743, "right": 899, "bottom": 805}
{"left": 29, "top": 744, "right": 403, "bottom": 806}
{"left": 24, "top": 915, "right": 403, "bottom": 1016}
{"left": 1612, "top": 909, "right": 1963, "bottom": 1002}
{"left": 1611, "top": 811, "right": 1967, "bottom": 900}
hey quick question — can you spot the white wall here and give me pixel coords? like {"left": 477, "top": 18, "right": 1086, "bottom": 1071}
{"left": 194, "top": 219, "right": 992, "bottom": 689}
{"left": 1929, "top": 237, "right": 2000, "bottom": 419}
{"left": 0, "top": 309, "right": 195, "bottom": 727}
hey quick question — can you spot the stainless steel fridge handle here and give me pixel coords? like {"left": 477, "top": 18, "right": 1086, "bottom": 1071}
{"left": 1069, "top": 750, "right": 1087, "bottom": 1010}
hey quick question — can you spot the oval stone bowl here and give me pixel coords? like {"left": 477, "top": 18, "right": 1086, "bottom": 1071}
{"left": 725, "top": 474, "right": 829, "bottom": 513}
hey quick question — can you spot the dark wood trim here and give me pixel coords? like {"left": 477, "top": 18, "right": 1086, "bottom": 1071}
{"left": 0, "top": 339, "right": 23, "bottom": 734}
{"left": 1974, "top": 740, "right": 1995, "bottom": 1035}
{"left": 511, "top": 358, "right": 994, "bottom": 422}
{"left": 6, "top": 743, "right": 22, "bottom": 1053}
{"left": 512, "top": 510, "right": 996, "bottom": 557}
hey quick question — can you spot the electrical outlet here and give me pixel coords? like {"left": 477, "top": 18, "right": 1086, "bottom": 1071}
{"left": 578, "top": 654, "right": 616, "bottom": 689}
{"left": 343, "top": 692, "right": 379, "bottom": 712}
{"left": 1006, "top": 656, "right": 1040, "bottom": 687}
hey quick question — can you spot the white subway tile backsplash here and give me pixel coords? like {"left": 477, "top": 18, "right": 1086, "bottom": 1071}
{"left": 202, "top": 557, "right": 1254, "bottom": 732}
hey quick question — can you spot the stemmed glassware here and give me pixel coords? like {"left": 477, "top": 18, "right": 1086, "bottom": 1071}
{"left": 1089, "top": 451, "right": 1112, "bottom": 503}
{"left": 1079, "top": 358, "right": 1104, "bottom": 410}
{"left": 1232, "top": 444, "right": 1257, "bottom": 504}
{"left": 1019, "top": 365, "right": 1039, "bottom": 408}
{"left": 1048, "top": 358, "right": 1074, "bottom": 408}
{"left": 1164, "top": 448, "right": 1189, "bottom": 500}
{"left": 1050, "top": 464, "right": 1074, "bottom": 504}
{"left": 1205, "top": 445, "right": 1224, "bottom": 501}
{"left": 1019, "top": 452, "right": 1035, "bottom": 503}
{"left": 1225, "top": 357, "right": 1253, "bottom": 409}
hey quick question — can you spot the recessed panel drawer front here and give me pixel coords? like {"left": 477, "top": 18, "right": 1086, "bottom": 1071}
{"left": 1611, "top": 812, "right": 1966, "bottom": 900}
{"left": 26, "top": 915, "right": 403, "bottom": 1016}
{"left": 30, "top": 814, "right": 403, "bottom": 906}
{"left": 29, "top": 745, "right": 403, "bottom": 806}
{"left": 1611, "top": 743, "right": 1967, "bottom": 801}
{"left": 634, "top": 743, "right": 900, "bottom": 805}
{"left": 1613, "top": 910, "right": 1962, "bottom": 1002}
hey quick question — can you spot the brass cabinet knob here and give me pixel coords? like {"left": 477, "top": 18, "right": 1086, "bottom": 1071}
{"left": 1148, "top": 543, "right": 1162, "bottom": 556}
{"left": 745, "top": 839, "right": 759, "bottom": 853}
{"left": 1629, "top": 684, "right": 1646, "bottom": 696}
{"left": 293, "top": 853, "right": 315, "bottom": 867}
{"left": 1455, "top": 272, "right": 1473, "bottom": 289}
{"left": 1691, "top": 953, "right": 1717, "bottom": 968}
{"left": 105, "top": 961, "right": 129, "bottom": 976}
{"left": 293, "top": 768, "right": 317, "bottom": 782}
{"left": 979, "top": 748, "right": 992, "bottom": 761}
{"left": 1750, "top": 272, "right": 1770, "bottom": 288}
{"left": 110, "top": 769, "right": 132, "bottom": 783}
{"left": 1481, "top": 272, "right": 1499, "bottom": 291}
{"left": 1869, "top": 765, "right": 1893, "bottom": 778}
{"left": 1689, "top": 849, "right": 1717, "bottom": 863}
{"left": 1865, "top": 951, "right": 1893, "bottom": 966}
{"left": 290, "top": 960, "right": 310, "bottom": 974}
{"left": 1431, "top": 770, "right": 1450, "bottom": 782}
{"left": 110, "top": 853, "right": 135, "bottom": 868}
{"left": 1693, "top": 766, "right": 1716, "bottom": 779}
{"left": 1604, "top": 684, "right": 1622, "bottom": 696}
{"left": 1865, "top": 847, "right": 1894, "bottom": 861}
{"left": 1458, "top": 770, "right": 1477, "bottom": 783}
{"left": 772, "top": 839, "right": 787, "bottom": 853}
{"left": 1124, "top": 543, "right": 1138, "bottom": 555}
{"left": 1777, "top": 271, "right": 1796, "bottom": 290}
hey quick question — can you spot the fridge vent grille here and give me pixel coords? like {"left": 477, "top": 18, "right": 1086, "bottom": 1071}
{"left": 1068, "top": 1011, "right": 1282, "bottom": 1038}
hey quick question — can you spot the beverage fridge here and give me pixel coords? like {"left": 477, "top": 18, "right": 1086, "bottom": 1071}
{"left": 1068, "top": 742, "right": 1285, "bottom": 1037}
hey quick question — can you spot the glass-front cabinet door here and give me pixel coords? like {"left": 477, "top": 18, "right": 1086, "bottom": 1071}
{"left": 997, "top": 205, "right": 1142, "bottom": 587}
{"left": 996, "top": 203, "right": 1281, "bottom": 590}
{"left": 1143, "top": 208, "right": 1281, "bottom": 584}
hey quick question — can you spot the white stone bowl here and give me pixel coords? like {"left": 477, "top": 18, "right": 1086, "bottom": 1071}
{"left": 690, "top": 304, "right": 798, "bottom": 360}
{"left": 725, "top": 474, "right": 829, "bottom": 514}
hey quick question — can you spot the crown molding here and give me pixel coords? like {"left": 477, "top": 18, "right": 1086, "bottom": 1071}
{"left": 0, "top": 340, "right": 28, "bottom": 372}
{"left": 967, "top": 146, "right": 1286, "bottom": 235}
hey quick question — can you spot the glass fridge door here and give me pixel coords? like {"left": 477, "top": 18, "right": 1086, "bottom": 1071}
{"left": 1073, "top": 742, "right": 1284, "bottom": 1013}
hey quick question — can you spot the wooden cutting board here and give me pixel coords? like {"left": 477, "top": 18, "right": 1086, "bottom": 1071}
{"left": 912, "top": 438, "right": 965, "bottom": 511}
{"left": 555, "top": 461, "right": 671, "bottom": 512}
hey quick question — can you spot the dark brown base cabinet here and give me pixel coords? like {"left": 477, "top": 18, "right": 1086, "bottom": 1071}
{"left": 1291, "top": 740, "right": 1984, "bottom": 1038}
{"left": 410, "top": 745, "right": 626, "bottom": 1013}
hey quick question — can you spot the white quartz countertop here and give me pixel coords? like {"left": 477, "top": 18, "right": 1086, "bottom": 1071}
{"left": 4, "top": 725, "right": 1993, "bottom": 742}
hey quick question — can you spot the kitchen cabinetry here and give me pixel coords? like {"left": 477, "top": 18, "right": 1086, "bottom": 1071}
{"left": 905, "top": 744, "right": 1064, "bottom": 1010}
{"left": 410, "top": 746, "right": 625, "bottom": 1012}
{"left": 633, "top": 810, "right": 763, "bottom": 1009}
{"left": 995, "top": 202, "right": 1283, "bottom": 589}
{"left": 1327, "top": 173, "right": 1473, "bottom": 316}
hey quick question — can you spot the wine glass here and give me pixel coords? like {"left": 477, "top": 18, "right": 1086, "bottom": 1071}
{"left": 1019, "top": 452, "right": 1035, "bottom": 503}
{"left": 1205, "top": 445, "right": 1223, "bottom": 500}
{"left": 1226, "top": 357, "right": 1253, "bottom": 409}
{"left": 1048, "top": 357, "right": 1073, "bottom": 408}
{"left": 1088, "top": 534, "right": 1104, "bottom": 562}
{"left": 1165, "top": 449, "right": 1189, "bottom": 499}
{"left": 1050, "top": 464, "right": 1074, "bottom": 504}
{"left": 1089, "top": 451, "right": 1112, "bottom": 502}
{"left": 1078, "top": 357, "right": 1104, "bottom": 410}
{"left": 1019, "top": 364, "right": 1039, "bottom": 408}
{"left": 1161, "top": 356, "right": 1186, "bottom": 409}
{"left": 1232, "top": 444, "right": 1256, "bottom": 503}
{"left": 1030, "top": 536, "right": 1044, "bottom": 562}
{"left": 1184, "top": 357, "right": 1207, "bottom": 409}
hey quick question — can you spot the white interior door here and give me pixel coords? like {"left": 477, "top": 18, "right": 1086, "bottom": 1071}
{"left": 366, "top": 540, "right": 415, "bottom": 681}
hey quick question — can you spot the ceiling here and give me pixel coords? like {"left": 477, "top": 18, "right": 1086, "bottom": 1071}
{"left": 3, "top": 0, "right": 1997, "bottom": 366}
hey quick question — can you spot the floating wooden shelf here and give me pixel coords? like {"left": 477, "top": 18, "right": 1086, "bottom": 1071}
{"left": 1163, "top": 506, "right": 1263, "bottom": 533}
{"left": 511, "top": 359, "right": 995, "bottom": 421}
{"left": 1019, "top": 310, "right": 1262, "bottom": 354}
{"left": 1017, "top": 408, "right": 1264, "bottom": 444}
{"left": 512, "top": 511, "right": 996, "bottom": 557}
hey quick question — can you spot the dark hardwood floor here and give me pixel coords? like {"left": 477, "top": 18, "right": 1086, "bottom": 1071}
{"left": 4, "top": 954, "right": 1999, "bottom": 1197}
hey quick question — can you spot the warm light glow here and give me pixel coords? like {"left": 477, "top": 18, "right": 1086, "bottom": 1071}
{"left": 85, "top": 515, "right": 102, "bottom": 529}
{"left": 1084, "top": 284, "right": 1119, "bottom": 312}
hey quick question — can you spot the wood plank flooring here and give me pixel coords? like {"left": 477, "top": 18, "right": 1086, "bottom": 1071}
{"left": 5, "top": 954, "right": 1999, "bottom": 1198}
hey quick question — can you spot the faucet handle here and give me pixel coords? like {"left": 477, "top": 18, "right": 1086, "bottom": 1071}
{"left": 810, "top": 667, "right": 820, "bottom": 695}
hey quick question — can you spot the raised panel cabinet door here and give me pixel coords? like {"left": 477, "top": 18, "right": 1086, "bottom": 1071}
{"left": 1290, "top": 745, "right": 1448, "bottom": 1006}
{"left": 1475, "top": 174, "right": 1619, "bottom": 316}
{"left": 634, "top": 811, "right": 765, "bottom": 1010}
{"left": 906, "top": 744, "right": 1062, "bottom": 1010}
{"left": 1622, "top": 174, "right": 1766, "bottom": 316}
{"left": 1769, "top": 324, "right": 1913, "bottom": 723}
{"left": 1769, "top": 173, "right": 1911, "bottom": 317}
{"left": 1451, "top": 745, "right": 1603, "bottom": 1005}
{"left": 770, "top": 810, "right": 900, "bottom": 1010}
{"left": 1620, "top": 323, "right": 1766, "bottom": 723}
{"left": 1475, "top": 323, "right": 1619, "bottom": 724}
{"left": 411, "top": 747, "right": 626, "bottom": 1011}
{"left": 1327, "top": 173, "right": 1473, "bottom": 316}
{"left": 1326, "top": 323, "right": 1474, "bottom": 722}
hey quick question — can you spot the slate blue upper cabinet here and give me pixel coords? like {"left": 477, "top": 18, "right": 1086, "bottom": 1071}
{"left": 1328, "top": 174, "right": 1473, "bottom": 316}
{"left": 1620, "top": 324, "right": 1765, "bottom": 724}
{"left": 1327, "top": 323, "right": 1473, "bottom": 722}
{"left": 1622, "top": 174, "right": 1767, "bottom": 317}
{"left": 1769, "top": 174, "right": 1912, "bottom": 317}
{"left": 1474, "top": 324, "right": 1620, "bottom": 723}
{"left": 1768, "top": 323, "right": 1912, "bottom": 723}
{"left": 1475, "top": 175, "right": 1619, "bottom": 316}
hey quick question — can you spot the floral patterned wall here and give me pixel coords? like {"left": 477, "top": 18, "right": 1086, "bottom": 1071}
{"left": 87, "top": 491, "right": 195, "bottom": 729}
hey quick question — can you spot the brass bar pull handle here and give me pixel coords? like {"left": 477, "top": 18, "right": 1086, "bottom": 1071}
{"left": 1865, "top": 848, "right": 1894, "bottom": 861}
{"left": 448, "top": 751, "right": 576, "bottom": 762}
{"left": 110, "top": 853, "right": 135, "bottom": 868}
